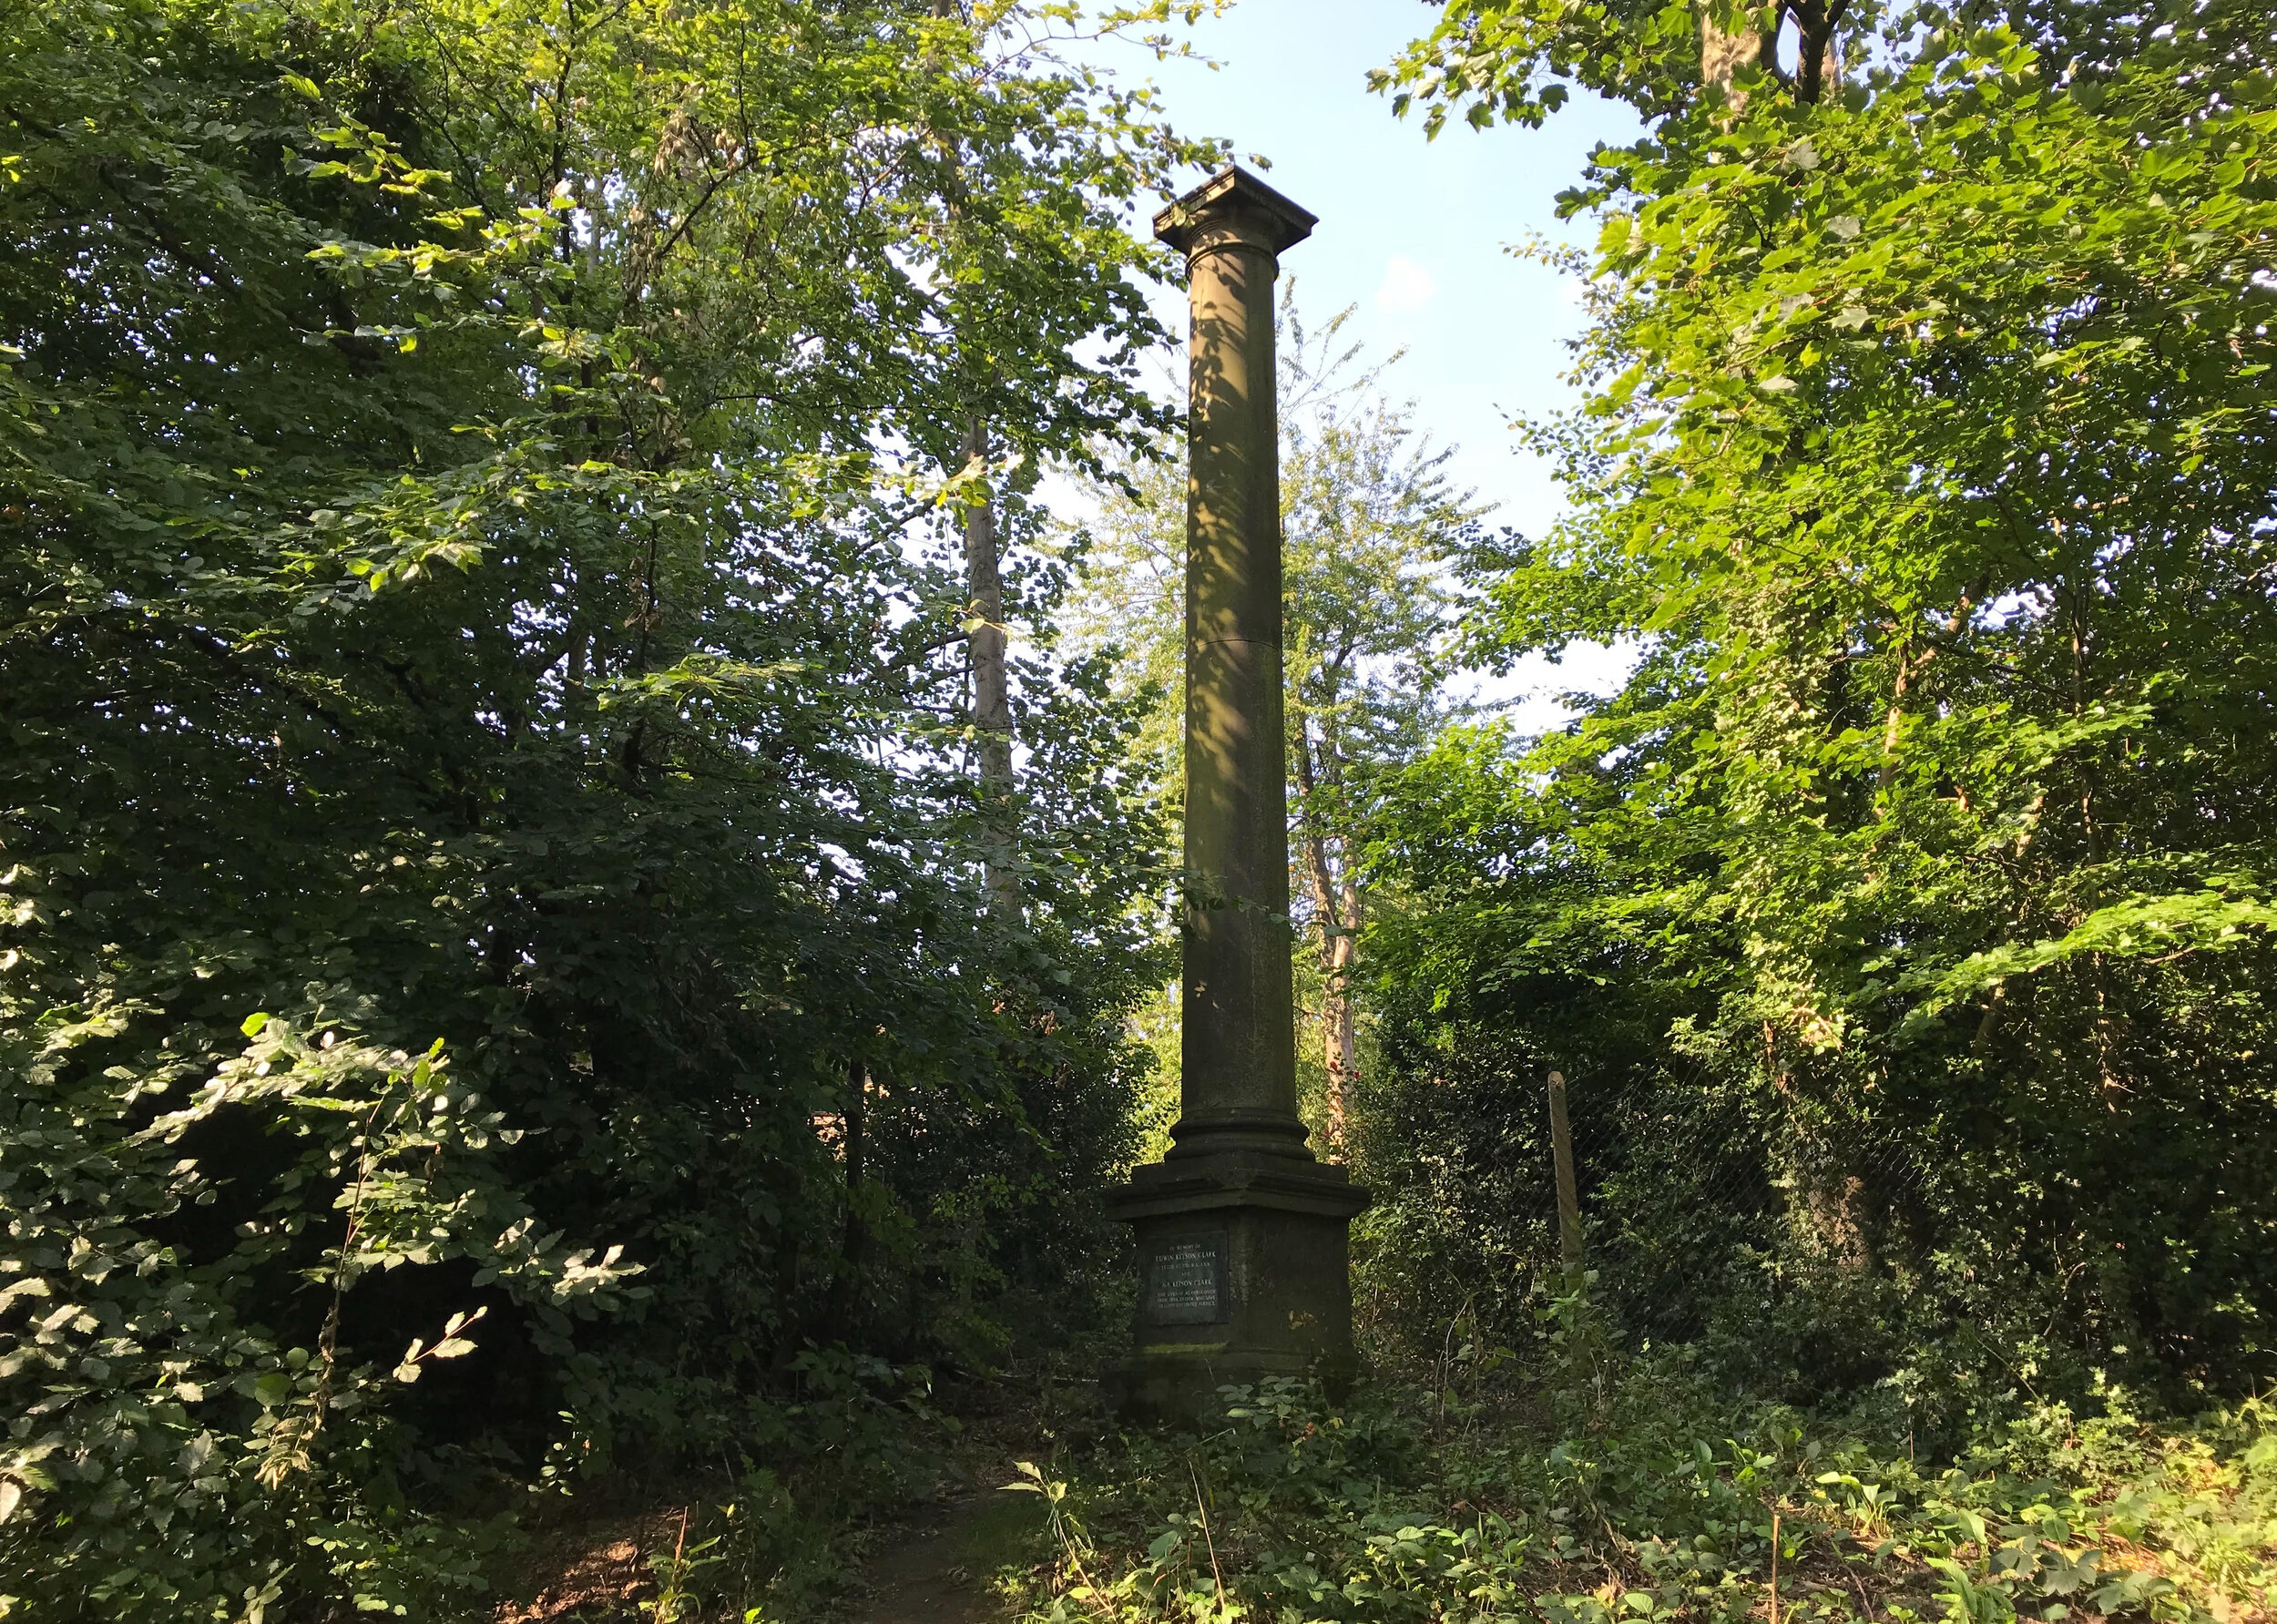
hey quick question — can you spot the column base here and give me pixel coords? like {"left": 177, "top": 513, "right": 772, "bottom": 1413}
{"left": 1105, "top": 1150, "right": 1370, "bottom": 1421}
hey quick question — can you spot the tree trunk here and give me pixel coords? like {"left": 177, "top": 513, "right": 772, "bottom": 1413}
{"left": 1322, "top": 892, "right": 1358, "bottom": 1151}
{"left": 828, "top": 1057, "right": 868, "bottom": 1337}
{"left": 930, "top": 1, "right": 1016, "bottom": 918}
{"left": 1699, "top": 2, "right": 1772, "bottom": 111}
{"left": 963, "top": 417, "right": 1018, "bottom": 916}
{"left": 1699, "top": 0, "right": 1843, "bottom": 113}
{"left": 1294, "top": 722, "right": 1356, "bottom": 1155}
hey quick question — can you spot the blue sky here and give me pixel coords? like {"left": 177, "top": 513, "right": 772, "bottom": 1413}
{"left": 1070, "top": 0, "right": 1646, "bottom": 720}
{"left": 1078, "top": 0, "right": 1642, "bottom": 537}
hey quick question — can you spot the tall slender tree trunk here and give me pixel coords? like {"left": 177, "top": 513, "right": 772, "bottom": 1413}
{"left": 828, "top": 1057, "right": 868, "bottom": 1337}
{"left": 1699, "top": 4, "right": 1772, "bottom": 109}
{"left": 962, "top": 417, "right": 1018, "bottom": 917}
{"left": 1295, "top": 723, "right": 1357, "bottom": 1154}
{"left": 933, "top": 0, "right": 1017, "bottom": 918}
{"left": 1322, "top": 882, "right": 1360, "bottom": 1150}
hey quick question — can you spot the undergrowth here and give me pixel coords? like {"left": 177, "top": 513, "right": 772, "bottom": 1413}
{"left": 995, "top": 1300, "right": 2277, "bottom": 1624}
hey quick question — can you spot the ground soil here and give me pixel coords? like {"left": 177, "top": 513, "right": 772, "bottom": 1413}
{"left": 492, "top": 1379, "right": 1061, "bottom": 1622}
{"left": 495, "top": 1506, "right": 691, "bottom": 1622}
{"left": 852, "top": 1490, "right": 1040, "bottom": 1624}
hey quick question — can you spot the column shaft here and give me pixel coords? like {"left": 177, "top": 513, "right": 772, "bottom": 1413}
{"left": 1178, "top": 225, "right": 1302, "bottom": 1157}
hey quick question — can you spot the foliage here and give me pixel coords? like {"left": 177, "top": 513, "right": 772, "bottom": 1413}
{"left": 10, "top": 0, "right": 2276, "bottom": 1608}
{"left": 1001, "top": 1364, "right": 2277, "bottom": 1624}
{"left": 0, "top": 1010, "right": 616, "bottom": 1619}
{"left": 0, "top": 0, "right": 1211, "bottom": 1612}
{"left": 1356, "top": 0, "right": 2277, "bottom": 1420}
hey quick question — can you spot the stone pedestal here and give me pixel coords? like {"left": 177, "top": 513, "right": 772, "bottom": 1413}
{"left": 1108, "top": 166, "right": 1369, "bottom": 1420}
{"left": 1109, "top": 1151, "right": 1368, "bottom": 1416}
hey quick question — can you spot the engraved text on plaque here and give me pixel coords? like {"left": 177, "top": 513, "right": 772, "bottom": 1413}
{"left": 1146, "top": 1233, "right": 1228, "bottom": 1325}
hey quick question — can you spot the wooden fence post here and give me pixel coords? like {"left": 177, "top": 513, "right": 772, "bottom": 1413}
{"left": 1547, "top": 1069, "right": 1584, "bottom": 1286}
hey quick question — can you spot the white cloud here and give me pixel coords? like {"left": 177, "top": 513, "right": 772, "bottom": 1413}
{"left": 1374, "top": 255, "right": 1438, "bottom": 313}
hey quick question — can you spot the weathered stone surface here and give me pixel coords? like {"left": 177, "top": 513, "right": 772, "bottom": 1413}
{"left": 1108, "top": 167, "right": 1368, "bottom": 1420}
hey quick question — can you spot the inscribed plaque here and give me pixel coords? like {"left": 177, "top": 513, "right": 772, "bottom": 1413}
{"left": 1146, "top": 1232, "right": 1228, "bottom": 1325}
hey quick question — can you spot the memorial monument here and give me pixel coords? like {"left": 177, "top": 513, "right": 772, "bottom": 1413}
{"left": 1108, "top": 166, "right": 1370, "bottom": 1417}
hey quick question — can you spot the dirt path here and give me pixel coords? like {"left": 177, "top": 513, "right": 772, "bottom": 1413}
{"left": 854, "top": 1490, "right": 1038, "bottom": 1624}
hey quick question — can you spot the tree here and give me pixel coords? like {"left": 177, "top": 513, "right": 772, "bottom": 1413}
{"left": 0, "top": 0, "right": 1206, "bottom": 1609}
{"left": 1359, "top": 0, "right": 2277, "bottom": 1414}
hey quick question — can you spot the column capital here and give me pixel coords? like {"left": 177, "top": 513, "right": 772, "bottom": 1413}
{"left": 1153, "top": 165, "right": 1316, "bottom": 260}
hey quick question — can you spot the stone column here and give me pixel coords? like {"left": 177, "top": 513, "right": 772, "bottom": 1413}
{"left": 1108, "top": 167, "right": 1369, "bottom": 1417}
{"left": 1173, "top": 167, "right": 1307, "bottom": 1163}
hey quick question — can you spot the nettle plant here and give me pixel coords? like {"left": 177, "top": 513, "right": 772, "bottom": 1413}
{"left": 0, "top": 1003, "right": 634, "bottom": 1618}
